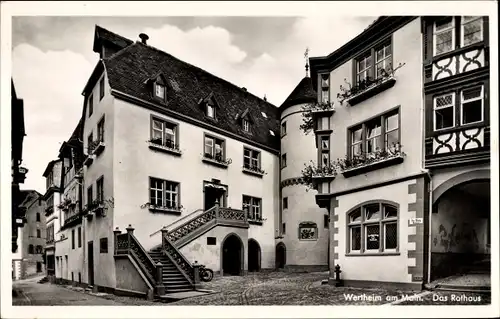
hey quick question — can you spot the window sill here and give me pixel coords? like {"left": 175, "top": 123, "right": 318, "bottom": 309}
{"left": 314, "top": 129, "right": 333, "bottom": 135}
{"left": 91, "top": 142, "right": 106, "bottom": 157}
{"left": 311, "top": 173, "right": 336, "bottom": 181}
{"left": 299, "top": 238, "right": 318, "bottom": 241}
{"left": 346, "top": 252, "right": 400, "bottom": 257}
{"left": 311, "top": 108, "right": 335, "bottom": 118}
{"left": 345, "top": 77, "right": 396, "bottom": 106}
{"left": 202, "top": 157, "right": 230, "bottom": 169}
{"left": 341, "top": 155, "right": 404, "bottom": 178}
{"left": 242, "top": 167, "right": 265, "bottom": 178}
{"left": 248, "top": 220, "right": 264, "bottom": 226}
{"left": 148, "top": 142, "right": 182, "bottom": 156}
{"left": 83, "top": 155, "right": 95, "bottom": 167}
{"left": 148, "top": 205, "right": 182, "bottom": 215}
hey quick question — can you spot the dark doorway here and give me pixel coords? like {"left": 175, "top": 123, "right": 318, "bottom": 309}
{"left": 248, "top": 239, "right": 261, "bottom": 272}
{"left": 36, "top": 262, "right": 42, "bottom": 273}
{"left": 276, "top": 243, "right": 286, "bottom": 269}
{"left": 204, "top": 186, "right": 225, "bottom": 211}
{"left": 222, "top": 234, "right": 242, "bottom": 276}
{"left": 88, "top": 241, "right": 94, "bottom": 286}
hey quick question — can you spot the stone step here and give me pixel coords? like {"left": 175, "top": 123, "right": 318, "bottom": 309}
{"left": 163, "top": 279, "right": 190, "bottom": 284}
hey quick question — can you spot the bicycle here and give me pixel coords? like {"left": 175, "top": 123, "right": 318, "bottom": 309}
{"left": 199, "top": 265, "right": 214, "bottom": 282}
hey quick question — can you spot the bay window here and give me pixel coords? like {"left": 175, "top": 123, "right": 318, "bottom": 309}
{"left": 432, "top": 16, "right": 485, "bottom": 57}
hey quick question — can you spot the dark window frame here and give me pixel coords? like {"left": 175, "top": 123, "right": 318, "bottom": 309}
{"left": 283, "top": 197, "right": 288, "bottom": 210}
{"left": 99, "top": 77, "right": 105, "bottom": 101}
{"left": 150, "top": 115, "right": 180, "bottom": 149}
{"left": 203, "top": 133, "right": 226, "bottom": 161}
{"left": 100, "top": 237, "right": 108, "bottom": 254}
{"left": 242, "top": 195, "right": 262, "bottom": 221}
{"left": 72, "top": 229, "right": 75, "bottom": 249}
{"left": 353, "top": 37, "right": 393, "bottom": 84}
{"left": 243, "top": 147, "right": 261, "bottom": 170}
{"left": 88, "top": 93, "right": 93, "bottom": 117}
{"left": 149, "top": 177, "right": 181, "bottom": 209}
{"left": 78, "top": 227, "right": 82, "bottom": 248}
{"left": 96, "top": 176, "right": 104, "bottom": 202}
{"left": 97, "top": 116, "right": 105, "bottom": 143}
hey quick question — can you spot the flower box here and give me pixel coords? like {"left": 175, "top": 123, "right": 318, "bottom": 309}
{"left": 92, "top": 141, "right": 106, "bottom": 156}
{"left": 242, "top": 165, "right": 265, "bottom": 177}
{"left": 202, "top": 153, "right": 232, "bottom": 168}
{"left": 147, "top": 204, "right": 182, "bottom": 215}
{"left": 83, "top": 155, "right": 95, "bottom": 167}
{"left": 341, "top": 155, "right": 404, "bottom": 178}
{"left": 344, "top": 76, "right": 396, "bottom": 106}
{"left": 148, "top": 139, "right": 182, "bottom": 156}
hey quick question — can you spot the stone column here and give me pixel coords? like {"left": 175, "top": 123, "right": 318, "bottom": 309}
{"left": 113, "top": 227, "right": 121, "bottom": 255}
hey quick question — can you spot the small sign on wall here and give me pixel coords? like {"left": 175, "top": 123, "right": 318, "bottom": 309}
{"left": 207, "top": 237, "right": 216, "bottom": 245}
{"left": 408, "top": 218, "right": 423, "bottom": 226}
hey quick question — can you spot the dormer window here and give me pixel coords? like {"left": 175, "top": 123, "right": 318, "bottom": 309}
{"left": 154, "top": 83, "right": 166, "bottom": 100}
{"left": 207, "top": 102, "right": 215, "bottom": 118}
{"left": 243, "top": 119, "right": 250, "bottom": 132}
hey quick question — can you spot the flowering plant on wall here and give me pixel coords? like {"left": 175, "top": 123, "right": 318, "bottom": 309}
{"left": 300, "top": 160, "right": 338, "bottom": 191}
{"left": 298, "top": 101, "right": 335, "bottom": 135}
{"left": 141, "top": 202, "right": 184, "bottom": 212}
{"left": 337, "top": 62, "right": 406, "bottom": 105}
{"left": 335, "top": 142, "right": 405, "bottom": 171}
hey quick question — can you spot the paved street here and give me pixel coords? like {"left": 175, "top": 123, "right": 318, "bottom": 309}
{"left": 12, "top": 273, "right": 491, "bottom": 306}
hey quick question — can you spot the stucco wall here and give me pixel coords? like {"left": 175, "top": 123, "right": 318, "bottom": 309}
{"left": 180, "top": 226, "right": 248, "bottom": 273}
{"left": 82, "top": 70, "right": 116, "bottom": 289}
{"left": 112, "top": 98, "right": 279, "bottom": 256}
{"left": 115, "top": 256, "right": 151, "bottom": 293}
{"left": 335, "top": 179, "right": 420, "bottom": 283}
{"left": 431, "top": 163, "right": 490, "bottom": 193}
{"left": 280, "top": 102, "right": 329, "bottom": 266}
{"left": 325, "top": 18, "right": 424, "bottom": 193}
{"left": 432, "top": 189, "right": 488, "bottom": 254}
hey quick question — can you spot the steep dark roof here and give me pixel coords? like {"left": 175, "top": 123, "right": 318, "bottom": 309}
{"left": 102, "top": 36, "right": 280, "bottom": 151}
{"left": 19, "top": 190, "right": 42, "bottom": 207}
{"left": 93, "top": 25, "right": 133, "bottom": 54}
{"left": 59, "top": 119, "right": 84, "bottom": 169}
{"left": 279, "top": 76, "right": 317, "bottom": 112}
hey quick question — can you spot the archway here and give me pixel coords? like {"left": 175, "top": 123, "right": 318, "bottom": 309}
{"left": 275, "top": 242, "right": 286, "bottom": 269}
{"left": 248, "top": 239, "right": 261, "bottom": 272}
{"left": 221, "top": 233, "right": 243, "bottom": 276}
{"left": 431, "top": 178, "right": 490, "bottom": 281}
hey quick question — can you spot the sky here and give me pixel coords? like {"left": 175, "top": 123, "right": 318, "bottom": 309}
{"left": 12, "top": 15, "right": 375, "bottom": 194}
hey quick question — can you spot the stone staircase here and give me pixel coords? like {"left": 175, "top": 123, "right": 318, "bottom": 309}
{"left": 148, "top": 246, "right": 193, "bottom": 293}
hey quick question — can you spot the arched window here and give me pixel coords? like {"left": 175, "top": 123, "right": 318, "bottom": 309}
{"left": 298, "top": 222, "right": 318, "bottom": 241}
{"left": 347, "top": 201, "right": 398, "bottom": 254}
{"left": 28, "top": 244, "right": 34, "bottom": 254}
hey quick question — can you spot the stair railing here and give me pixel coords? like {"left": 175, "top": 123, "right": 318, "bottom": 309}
{"left": 160, "top": 227, "right": 201, "bottom": 289}
{"left": 114, "top": 225, "right": 165, "bottom": 295}
{"left": 149, "top": 208, "right": 204, "bottom": 238}
{"left": 166, "top": 206, "right": 218, "bottom": 243}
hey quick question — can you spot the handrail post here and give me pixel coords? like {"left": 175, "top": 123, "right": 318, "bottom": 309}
{"left": 126, "top": 224, "right": 134, "bottom": 252}
{"left": 161, "top": 226, "right": 168, "bottom": 250}
{"left": 113, "top": 227, "right": 121, "bottom": 255}
{"left": 156, "top": 262, "right": 165, "bottom": 295}
{"left": 215, "top": 200, "right": 220, "bottom": 220}
{"left": 192, "top": 260, "right": 201, "bottom": 289}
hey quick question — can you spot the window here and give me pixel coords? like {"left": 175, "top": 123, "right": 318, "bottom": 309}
{"left": 283, "top": 197, "right": 288, "bottom": 209}
{"left": 97, "top": 117, "right": 105, "bottom": 143}
{"left": 243, "top": 147, "right": 260, "bottom": 170}
{"left": 281, "top": 122, "right": 287, "bottom": 136}
{"left": 434, "top": 93, "right": 455, "bottom": 130}
{"left": 282, "top": 223, "right": 286, "bottom": 234}
{"left": 36, "top": 212, "right": 40, "bottom": 222}
{"left": 88, "top": 94, "right": 93, "bottom": 117}
{"left": 28, "top": 244, "right": 34, "bottom": 254}
{"left": 100, "top": 237, "right": 108, "bottom": 253}
{"left": 242, "top": 195, "right": 262, "bottom": 221}
{"left": 349, "top": 109, "right": 399, "bottom": 158}
{"left": 72, "top": 229, "right": 75, "bottom": 249}
{"left": 347, "top": 202, "right": 398, "bottom": 254}
{"left": 355, "top": 39, "right": 393, "bottom": 83}
{"left": 37, "top": 262, "right": 42, "bottom": 273}
{"left": 324, "top": 215, "right": 329, "bottom": 229}
{"left": 87, "top": 133, "right": 94, "bottom": 154}
{"left": 46, "top": 224, "right": 54, "bottom": 243}
{"left": 375, "top": 42, "right": 392, "bottom": 79}
{"left": 321, "top": 90, "right": 329, "bottom": 104}
{"left": 87, "top": 185, "right": 93, "bottom": 205}
{"left": 433, "top": 17, "right": 455, "bottom": 56}
{"left": 99, "top": 78, "right": 105, "bottom": 101}
{"left": 461, "top": 85, "right": 483, "bottom": 125}
{"left": 320, "top": 136, "right": 330, "bottom": 166}
{"left": 37, "top": 229, "right": 41, "bottom": 238}
{"left": 78, "top": 227, "right": 82, "bottom": 248}
{"left": 46, "top": 195, "right": 54, "bottom": 211}
{"left": 356, "top": 53, "right": 372, "bottom": 82}
{"left": 35, "top": 245, "right": 43, "bottom": 254}
{"left": 206, "top": 102, "right": 215, "bottom": 118}
{"left": 207, "top": 237, "right": 216, "bottom": 245}
{"left": 461, "top": 16, "right": 483, "bottom": 47}
{"left": 96, "top": 176, "right": 104, "bottom": 202}
{"left": 204, "top": 135, "right": 224, "bottom": 161}
{"left": 71, "top": 272, "right": 74, "bottom": 282}
{"left": 149, "top": 178, "right": 180, "bottom": 209}
{"left": 299, "top": 222, "right": 318, "bottom": 240}
{"left": 78, "top": 272, "right": 82, "bottom": 283}
{"left": 281, "top": 153, "right": 287, "bottom": 168}
{"left": 243, "top": 119, "right": 250, "bottom": 132}
{"left": 154, "top": 83, "right": 166, "bottom": 99}
{"left": 151, "top": 118, "right": 178, "bottom": 149}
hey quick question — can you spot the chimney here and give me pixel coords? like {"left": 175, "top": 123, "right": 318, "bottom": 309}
{"left": 139, "top": 33, "right": 149, "bottom": 45}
